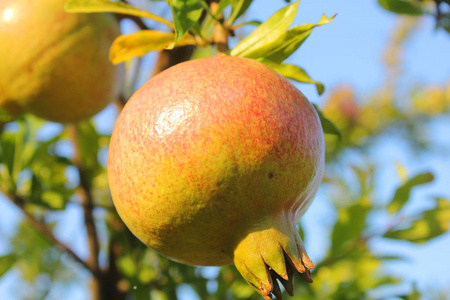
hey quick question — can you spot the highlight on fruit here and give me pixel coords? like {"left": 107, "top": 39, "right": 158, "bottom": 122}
{"left": 107, "top": 55, "right": 325, "bottom": 299}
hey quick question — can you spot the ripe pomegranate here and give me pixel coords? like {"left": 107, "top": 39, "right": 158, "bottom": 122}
{"left": 0, "top": 0, "right": 123, "bottom": 123}
{"left": 107, "top": 56, "right": 325, "bottom": 299}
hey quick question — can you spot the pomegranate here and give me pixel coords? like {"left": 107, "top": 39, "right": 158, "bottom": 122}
{"left": 0, "top": 0, "right": 123, "bottom": 123}
{"left": 107, "top": 56, "right": 325, "bottom": 299}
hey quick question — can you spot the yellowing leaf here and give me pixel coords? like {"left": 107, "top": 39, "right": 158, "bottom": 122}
{"left": 109, "top": 30, "right": 197, "bottom": 64}
{"left": 395, "top": 161, "right": 408, "bottom": 183}
{"left": 65, "top": 0, "right": 174, "bottom": 29}
{"left": 230, "top": 1, "right": 299, "bottom": 57}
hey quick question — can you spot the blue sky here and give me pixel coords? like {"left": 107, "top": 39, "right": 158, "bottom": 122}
{"left": 1, "top": 0, "right": 449, "bottom": 299}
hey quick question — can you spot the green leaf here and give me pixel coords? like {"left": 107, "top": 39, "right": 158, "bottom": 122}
{"left": 0, "top": 132, "right": 17, "bottom": 180}
{"left": 384, "top": 198, "right": 450, "bottom": 243}
{"left": 109, "top": 30, "right": 196, "bottom": 64}
{"left": 246, "top": 14, "right": 335, "bottom": 63}
{"left": 259, "top": 59, "right": 325, "bottom": 95}
{"left": 233, "top": 20, "right": 262, "bottom": 28}
{"left": 77, "top": 121, "right": 102, "bottom": 176}
{"left": 0, "top": 108, "right": 14, "bottom": 122}
{"left": 168, "top": 0, "right": 206, "bottom": 45}
{"left": 331, "top": 201, "right": 371, "bottom": 253}
{"left": 312, "top": 104, "right": 342, "bottom": 138}
{"left": 65, "top": 0, "right": 174, "bottom": 29}
{"left": 230, "top": 1, "right": 299, "bottom": 57}
{"left": 228, "top": 0, "right": 253, "bottom": 25}
{"left": 388, "top": 172, "right": 434, "bottom": 214}
{"left": 0, "top": 254, "right": 16, "bottom": 277}
{"left": 41, "top": 191, "right": 66, "bottom": 210}
{"left": 378, "top": 0, "right": 426, "bottom": 16}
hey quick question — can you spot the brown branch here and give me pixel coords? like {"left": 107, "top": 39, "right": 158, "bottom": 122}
{"left": 152, "top": 46, "right": 196, "bottom": 77}
{"left": 210, "top": 0, "right": 230, "bottom": 54}
{"left": 0, "top": 121, "right": 6, "bottom": 134}
{"left": 2, "top": 192, "right": 93, "bottom": 273}
{"left": 68, "top": 124, "right": 102, "bottom": 299}
{"left": 115, "top": 13, "right": 150, "bottom": 31}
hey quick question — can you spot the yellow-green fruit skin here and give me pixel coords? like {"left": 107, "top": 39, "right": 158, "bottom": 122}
{"left": 108, "top": 56, "right": 325, "bottom": 270}
{"left": 0, "top": 0, "right": 123, "bottom": 123}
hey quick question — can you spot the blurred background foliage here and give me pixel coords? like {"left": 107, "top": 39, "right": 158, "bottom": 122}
{"left": 1, "top": 0, "right": 450, "bottom": 299}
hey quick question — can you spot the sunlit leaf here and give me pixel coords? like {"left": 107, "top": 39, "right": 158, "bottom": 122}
{"left": 378, "top": 0, "right": 426, "bottom": 15}
{"left": 395, "top": 161, "right": 408, "bottom": 183}
{"left": 331, "top": 200, "right": 371, "bottom": 253}
{"left": 65, "top": 0, "right": 174, "bottom": 29}
{"left": 245, "top": 14, "right": 335, "bottom": 63}
{"left": 228, "top": 0, "right": 253, "bottom": 25}
{"left": 259, "top": 59, "right": 325, "bottom": 95}
{"left": 41, "top": 191, "right": 66, "bottom": 210}
{"left": 110, "top": 30, "right": 196, "bottom": 64}
{"left": 169, "top": 0, "right": 206, "bottom": 45}
{"left": 387, "top": 172, "right": 434, "bottom": 215}
{"left": 313, "top": 104, "right": 342, "bottom": 138}
{"left": 230, "top": 1, "right": 299, "bottom": 57}
{"left": 384, "top": 198, "right": 450, "bottom": 243}
{"left": 232, "top": 20, "right": 262, "bottom": 28}
{"left": 0, "top": 254, "right": 16, "bottom": 277}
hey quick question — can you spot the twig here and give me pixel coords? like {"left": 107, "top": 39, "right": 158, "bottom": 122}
{"left": 2, "top": 192, "right": 93, "bottom": 273}
{"left": 68, "top": 124, "right": 101, "bottom": 275}
{"left": 115, "top": 13, "right": 150, "bottom": 30}
{"left": 152, "top": 46, "right": 196, "bottom": 77}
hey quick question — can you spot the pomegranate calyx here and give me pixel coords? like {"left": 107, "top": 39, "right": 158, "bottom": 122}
{"left": 232, "top": 217, "right": 314, "bottom": 299}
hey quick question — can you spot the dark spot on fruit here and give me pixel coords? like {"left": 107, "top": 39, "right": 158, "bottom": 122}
{"left": 268, "top": 172, "right": 274, "bottom": 179}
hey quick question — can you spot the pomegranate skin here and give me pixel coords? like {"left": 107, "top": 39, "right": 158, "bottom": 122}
{"left": 108, "top": 56, "right": 324, "bottom": 299}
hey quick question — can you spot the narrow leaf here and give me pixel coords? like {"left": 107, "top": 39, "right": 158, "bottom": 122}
{"left": 260, "top": 59, "right": 325, "bottom": 95}
{"left": 169, "top": 0, "right": 205, "bottom": 45}
{"left": 388, "top": 172, "right": 434, "bottom": 214}
{"left": 109, "top": 30, "right": 196, "bottom": 64}
{"left": 65, "top": 0, "right": 174, "bottom": 29}
{"left": 378, "top": 0, "right": 426, "bottom": 15}
{"left": 246, "top": 14, "right": 335, "bottom": 63}
{"left": 384, "top": 198, "right": 450, "bottom": 243}
{"left": 233, "top": 20, "right": 262, "bottom": 28}
{"left": 228, "top": 0, "right": 253, "bottom": 25}
{"left": 230, "top": 1, "right": 299, "bottom": 57}
{"left": 0, "top": 254, "right": 16, "bottom": 277}
{"left": 313, "top": 104, "right": 342, "bottom": 138}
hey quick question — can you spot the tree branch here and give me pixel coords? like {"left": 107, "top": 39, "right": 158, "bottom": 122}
{"left": 68, "top": 124, "right": 101, "bottom": 275}
{"left": 210, "top": 0, "right": 230, "bottom": 54}
{"left": 2, "top": 192, "right": 93, "bottom": 273}
{"left": 115, "top": 13, "right": 150, "bottom": 31}
{"left": 152, "top": 46, "right": 196, "bottom": 76}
